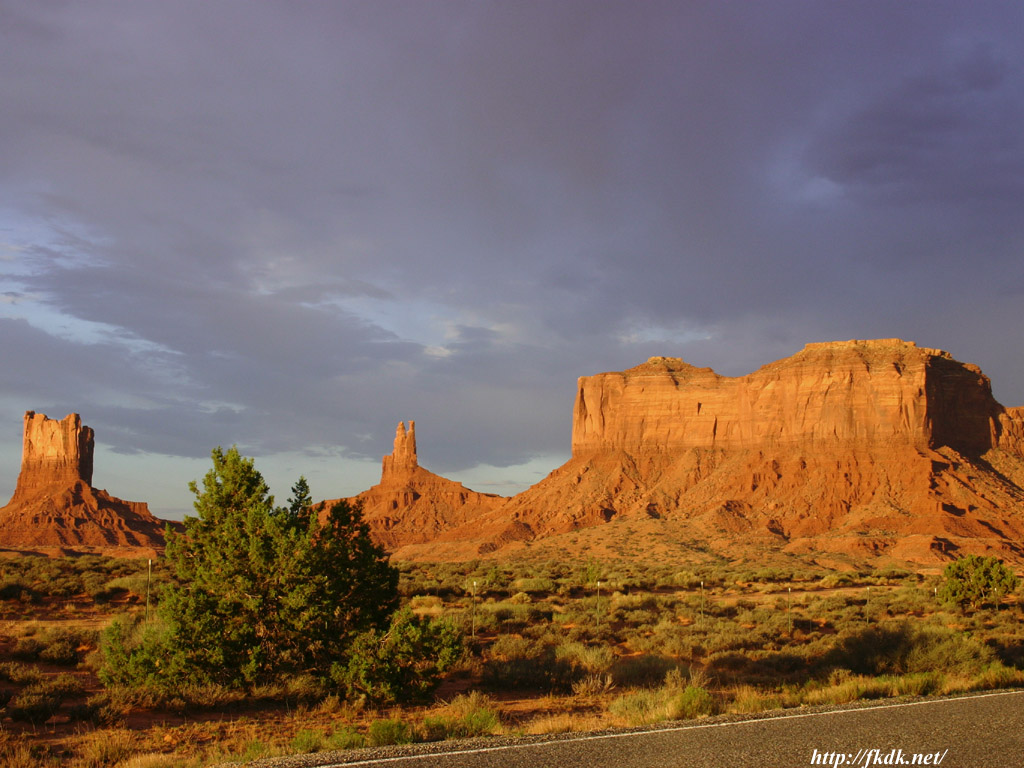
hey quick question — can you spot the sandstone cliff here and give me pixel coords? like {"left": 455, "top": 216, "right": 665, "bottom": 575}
{"left": 571, "top": 340, "right": 1005, "bottom": 456}
{"left": 0, "top": 412, "right": 167, "bottom": 548}
{"left": 384, "top": 340, "right": 1024, "bottom": 565}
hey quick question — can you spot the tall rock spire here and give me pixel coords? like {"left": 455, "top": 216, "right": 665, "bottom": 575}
{"left": 12, "top": 412, "right": 95, "bottom": 501}
{"left": 322, "top": 418, "right": 506, "bottom": 555}
{"left": 382, "top": 421, "right": 418, "bottom": 478}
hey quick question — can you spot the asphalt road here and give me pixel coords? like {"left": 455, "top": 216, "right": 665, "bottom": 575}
{"left": 268, "top": 690, "right": 1023, "bottom": 768}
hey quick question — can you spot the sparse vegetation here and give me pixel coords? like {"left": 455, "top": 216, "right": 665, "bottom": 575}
{"left": 337, "top": 606, "right": 462, "bottom": 703}
{"left": 1, "top": 551, "right": 1022, "bottom": 765}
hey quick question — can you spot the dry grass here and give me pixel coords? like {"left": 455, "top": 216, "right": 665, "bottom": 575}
{"left": 727, "top": 685, "right": 787, "bottom": 714}
{"left": 1, "top": 555, "right": 1022, "bottom": 764}
{"left": 115, "top": 755, "right": 187, "bottom": 768}
{"left": 523, "top": 712, "right": 607, "bottom": 734}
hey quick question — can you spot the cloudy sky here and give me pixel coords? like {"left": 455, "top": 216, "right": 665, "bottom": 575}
{"left": 2, "top": 1, "right": 1024, "bottom": 520}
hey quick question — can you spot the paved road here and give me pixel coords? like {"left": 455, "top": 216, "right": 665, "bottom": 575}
{"left": 291, "top": 690, "right": 1023, "bottom": 768}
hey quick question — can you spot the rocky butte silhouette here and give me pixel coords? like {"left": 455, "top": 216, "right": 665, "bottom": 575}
{"left": 343, "top": 340, "right": 1024, "bottom": 565}
{"left": 0, "top": 411, "right": 167, "bottom": 550}
{"left": 4, "top": 340, "right": 1023, "bottom": 565}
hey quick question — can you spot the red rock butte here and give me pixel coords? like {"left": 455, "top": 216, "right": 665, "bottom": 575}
{"left": 345, "top": 340, "right": 1024, "bottom": 565}
{"left": 0, "top": 411, "right": 167, "bottom": 549}
{"left": 320, "top": 420, "right": 505, "bottom": 550}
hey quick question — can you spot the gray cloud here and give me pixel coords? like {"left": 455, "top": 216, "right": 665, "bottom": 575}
{"left": 2, "top": 1, "right": 1024, "bottom": 514}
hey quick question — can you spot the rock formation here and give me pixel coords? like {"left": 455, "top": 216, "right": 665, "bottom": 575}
{"left": 369, "top": 340, "right": 1024, "bottom": 565}
{"left": 570, "top": 341, "right": 1005, "bottom": 456}
{"left": 322, "top": 421, "right": 505, "bottom": 551}
{"left": 0, "top": 412, "right": 167, "bottom": 548}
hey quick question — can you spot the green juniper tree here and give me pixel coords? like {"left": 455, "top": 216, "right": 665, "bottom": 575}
{"left": 103, "top": 446, "right": 401, "bottom": 691}
{"left": 937, "top": 554, "right": 1019, "bottom": 611}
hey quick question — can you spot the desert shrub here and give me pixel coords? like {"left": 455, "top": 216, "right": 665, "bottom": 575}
{"left": 746, "top": 568, "right": 792, "bottom": 584}
{"left": 177, "top": 683, "right": 248, "bottom": 709}
{"left": 38, "top": 627, "right": 96, "bottom": 666}
{"left": 486, "top": 600, "right": 552, "bottom": 630}
{"left": 0, "top": 556, "right": 153, "bottom": 604}
{"left": 408, "top": 594, "right": 444, "bottom": 611}
{"left": 968, "top": 663, "right": 1024, "bottom": 691}
{"left": 451, "top": 602, "right": 499, "bottom": 635}
{"left": 0, "top": 741, "right": 45, "bottom": 768}
{"left": 0, "top": 578, "right": 37, "bottom": 602}
{"left": 336, "top": 607, "right": 462, "bottom": 704}
{"left": 610, "top": 593, "right": 660, "bottom": 612}
{"left": 0, "top": 662, "right": 42, "bottom": 685}
{"left": 6, "top": 674, "right": 82, "bottom": 723}
{"left": 611, "top": 655, "right": 678, "bottom": 688}
{"left": 291, "top": 729, "right": 327, "bottom": 753}
{"left": 667, "top": 685, "right": 714, "bottom": 719}
{"left": 437, "top": 691, "right": 501, "bottom": 738}
{"left": 880, "top": 585, "right": 933, "bottom": 616}
{"left": 668, "top": 571, "right": 705, "bottom": 590}
{"left": 613, "top": 607, "right": 661, "bottom": 629}
{"left": 418, "top": 716, "right": 450, "bottom": 743}
{"left": 52, "top": 575, "right": 88, "bottom": 599}
{"left": 819, "top": 573, "right": 858, "bottom": 589}
{"left": 706, "top": 649, "right": 750, "bottom": 672}
{"left": 572, "top": 673, "right": 615, "bottom": 697}
{"left": 509, "top": 577, "right": 556, "bottom": 594}
{"left": 73, "top": 689, "right": 134, "bottom": 726}
{"left": 888, "top": 671, "right": 945, "bottom": 697}
{"left": 607, "top": 673, "right": 713, "bottom": 724}
{"left": 114, "top": 753, "right": 184, "bottom": 768}
{"left": 556, "top": 642, "right": 614, "bottom": 674}
{"left": 98, "top": 614, "right": 175, "bottom": 691}
{"left": 608, "top": 688, "right": 667, "bottom": 725}
{"left": 12, "top": 636, "right": 45, "bottom": 661}
{"left": 326, "top": 726, "right": 365, "bottom": 750}
{"left": 824, "top": 622, "right": 995, "bottom": 676}
{"left": 938, "top": 555, "right": 1018, "bottom": 610}
{"left": 102, "top": 573, "right": 151, "bottom": 598}
{"left": 84, "top": 571, "right": 122, "bottom": 602}
{"left": 39, "top": 636, "right": 79, "bottom": 666}
{"left": 483, "top": 635, "right": 579, "bottom": 692}
{"left": 367, "top": 718, "right": 412, "bottom": 746}
{"left": 690, "top": 619, "right": 776, "bottom": 656}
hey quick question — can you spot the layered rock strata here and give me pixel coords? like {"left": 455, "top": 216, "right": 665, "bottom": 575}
{"left": 0, "top": 412, "right": 166, "bottom": 548}
{"left": 370, "top": 340, "right": 1024, "bottom": 564}
{"left": 570, "top": 341, "right": 1005, "bottom": 456}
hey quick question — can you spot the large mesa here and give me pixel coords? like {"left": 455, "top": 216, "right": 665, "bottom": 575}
{"left": 571, "top": 340, "right": 1008, "bottom": 456}
{"left": 370, "top": 340, "right": 1024, "bottom": 565}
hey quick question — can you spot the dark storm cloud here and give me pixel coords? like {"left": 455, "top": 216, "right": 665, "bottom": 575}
{"left": 809, "top": 43, "right": 1024, "bottom": 208}
{"left": 2, "top": 1, "right": 1024, "bottom": 512}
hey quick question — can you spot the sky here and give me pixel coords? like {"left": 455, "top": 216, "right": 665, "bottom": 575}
{"left": 2, "top": 1, "right": 1024, "bottom": 520}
